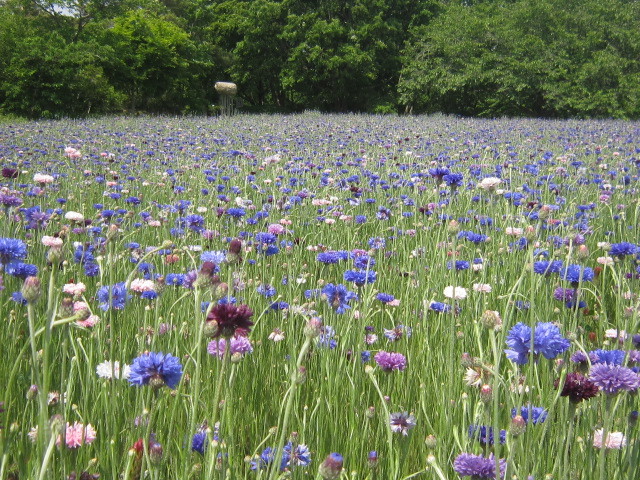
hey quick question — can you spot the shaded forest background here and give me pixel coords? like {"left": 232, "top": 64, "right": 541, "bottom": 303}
{"left": 1, "top": 0, "right": 639, "bottom": 119}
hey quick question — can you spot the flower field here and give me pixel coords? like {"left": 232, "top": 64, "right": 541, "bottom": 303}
{"left": 0, "top": 113, "right": 639, "bottom": 479}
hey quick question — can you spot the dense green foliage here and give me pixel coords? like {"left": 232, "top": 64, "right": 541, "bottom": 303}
{"left": 1, "top": 0, "right": 639, "bottom": 118}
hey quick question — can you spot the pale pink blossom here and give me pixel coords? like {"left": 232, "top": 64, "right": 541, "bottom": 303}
{"left": 77, "top": 315, "right": 99, "bottom": 328}
{"left": 593, "top": 429, "right": 626, "bottom": 449}
{"left": 324, "top": 218, "right": 336, "bottom": 225}
{"left": 473, "top": 283, "right": 492, "bottom": 293}
{"left": 42, "top": 236, "right": 63, "bottom": 247}
{"left": 33, "top": 173, "right": 54, "bottom": 184}
{"left": 505, "top": 227, "right": 523, "bottom": 236}
{"left": 267, "top": 223, "right": 286, "bottom": 235}
{"left": 63, "top": 282, "right": 86, "bottom": 296}
{"left": 58, "top": 422, "right": 97, "bottom": 448}
{"left": 597, "top": 256, "right": 614, "bottom": 266}
{"left": 279, "top": 218, "right": 292, "bottom": 226}
{"left": 148, "top": 220, "right": 162, "bottom": 227}
{"left": 130, "top": 278, "right": 156, "bottom": 293}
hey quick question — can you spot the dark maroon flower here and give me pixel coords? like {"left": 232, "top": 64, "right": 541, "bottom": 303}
{"left": 1, "top": 168, "right": 19, "bottom": 179}
{"left": 206, "top": 303, "right": 254, "bottom": 338}
{"left": 556, "top": 372, "right": 599, "bottom": 403}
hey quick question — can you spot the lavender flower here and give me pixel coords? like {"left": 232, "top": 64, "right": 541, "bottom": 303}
{"left": 453, "top": 453, "right": 506, "bottom": 479}
{"left": 589, "top": 363, "right": 640, "bottom": 394}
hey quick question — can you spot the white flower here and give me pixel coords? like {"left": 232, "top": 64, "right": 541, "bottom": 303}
{"left": 42, "top": 235, "right": 63, "bottom": 247}
{"left": 65, "top": 211, "right": 84, "bottom": 222}
{"left": 443, "top": 286, "right": 467, "bottom": 300}
{"left": 477, "top": 177, "right": 502, "bottom": 190}
{"left": 96, "top": 361, "right": 130, "bottom": 379}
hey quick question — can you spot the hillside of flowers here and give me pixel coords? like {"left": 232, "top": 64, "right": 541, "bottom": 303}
{"left": 0, "top": 113, "right": 639, "bottom": 479}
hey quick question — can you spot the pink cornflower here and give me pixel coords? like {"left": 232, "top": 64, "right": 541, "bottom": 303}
{"left": 33, "top": 173, "right": 54, "bottom": 184}
{"left": 63, "top": 282, "right": 86, "bottom": 296}
{"left": 267, "top": 223, "right": 286, "bottom": 235}
{"left": 130, "top": 279, "right": 156, "bottom": 293}
{"left": 58, "top": 422, "right": 97, "bottom": 448}
{"left": 42, "top": 236, "right": 63, "bottom": 247}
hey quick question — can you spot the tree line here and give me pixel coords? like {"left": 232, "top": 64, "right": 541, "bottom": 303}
{"left": 1, "top": 0, "right": 639, "bottom": 119}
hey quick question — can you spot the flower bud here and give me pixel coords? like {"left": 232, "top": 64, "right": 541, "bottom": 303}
{"left": 149, "top": 441, "right": 163, "bottom": 465}
{"left": 21, "top": 276, "right": 42, "bottom": 303}
{"left": 295, "top": 366, "right": 307, "bottom": 384}
{"left": 319, "top": 453, "right": 343, "bottom": 480}
{"left": 509, "top": 415, "right": 527, "bottom": 436}
{"left": 59, "top": 297, "right": 74, "bottom": 318}
{"left": 304, "top": 317, "right": 323, "bottom": 338}
{"left": 367, "top": 451, "right": 378, "bottom": 469}
{"left": 26, "top": 384, "right": 39, "bottom": 400}
{"left": 425, "top": 434, "right": 437, "bottom": 449}
{"left": 479, "top": 384, "right": 493, "bottom": 404}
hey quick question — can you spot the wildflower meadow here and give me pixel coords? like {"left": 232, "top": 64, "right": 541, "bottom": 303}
{"left": 0, "top": 113, "right": 639, "bottom": 479}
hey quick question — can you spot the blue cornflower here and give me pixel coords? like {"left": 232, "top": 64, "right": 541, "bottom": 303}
{"left": 505, "top": 322, "right": 570, "bottom": 364}
{"left": 84, "top": 262, "right": 100, "bottom": 277}
{"left": 533, "top": 260, "right": 563, "bottom": 275}
{"left": 0, "top": 238, "right": 28, "bottom": 265}
{"left": 353, "top": 255, "right": 375, "bottom": 269}
{"left": 343, "top": 269, "right": 376, "bottom": 286}
{"left": 257, "top": 284, "right": 277, "bottom": 297}
{"left": 468, "top": 425, "right": 506, "bottom": 445}
{"left": 5, "top": 261, "right": 38, "bottom": 279}
{"left": 318, "top": 326, "right": 338, "bottom": 349}
{"left": 317, "top": 251, "right": 342, "bottom": 264}
{"left": 199, "top": 251, "right": 225, "bottom": 267}
{"left": 192, "top": 431, "right": 206, "bottom": 455}
{"left": 128, "top": 352, "right": 183, "bottom": 389}
{"left": 269, "top": 301, "right": 289, "bottom": 311}
{"left": 447, "top": 260, "right": 470, "bottom": 271}
{"left": 609, "top": 242, "right": 638, "bottom": 257}
{"left": 589, "top": 349, "right": 626, "bottom": 366}
{"left": 376, "top": 293, "right": 395, "bottom": 304}
{"left": 429, "top": 301, "right": 451, "bottom": 313}
{"left": 368, "top": 237, "right": 386, "bottom": 249}
{"left": 226, "top": 207, "right": 245, "bottom": 218}
{"left": 96, "top": 282, "right": 130, "bottom": 311}
{"left": 322, "top": 283, "right": 358, "bottom": 313}
{"left": 355, "top": 215, "right": 367, "bottom": 224}
{"left": 165, "top": 273, "right": 185, "bottom": 286}
{"left": 512, "top": 405, "right": 548, "bottom": 424}
{"left": 443, "top": 172, "right": 464, "bottom": 188}
{"left": 561, "top": 264, "right": 594, "bottom": 284}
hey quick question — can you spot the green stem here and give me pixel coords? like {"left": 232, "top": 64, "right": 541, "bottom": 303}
{"left": 598, "top": 395, "right": 614, "bottom": 480}
{"left": 268, "top": 336, "right": 313, "bottom": 480}
{"left": 367, "top": 367, "right": 397, "bottom": 479}
{"left": 37, "top": 428, "right": 57, "bottom": 480}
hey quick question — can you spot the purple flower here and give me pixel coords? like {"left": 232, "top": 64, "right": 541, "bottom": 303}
{"left": 390, "top": 412, "right": 416, "bottom": 435}
{"left": 453, "top": 453, "right": 506, "bottom": 479}
{"left": 128, "top": 352, "right": 183, "bottom": 389}
{"left": 589, "top": 363, "right": 640, "bottom": 394}
{"left": 609, "top": 242, "right": 638, "bottom": 257}
{"left": 207, "top": 336, "right": 253, "bottom": 358}
{"left": 374, "top": 351, "right": 406, "bottom": 372}
{"left": 505, "top": 322, "right": 570, "bottom": 364}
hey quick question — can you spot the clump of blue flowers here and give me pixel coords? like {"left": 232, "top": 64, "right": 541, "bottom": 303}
{"left": 505, "top": 322, "right": 570, "bottom": 364}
